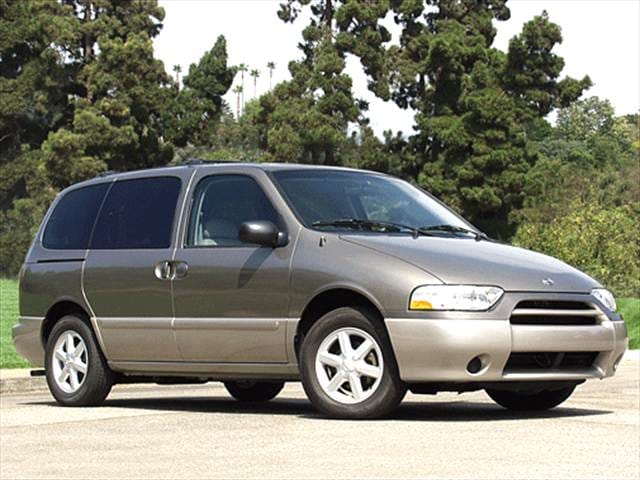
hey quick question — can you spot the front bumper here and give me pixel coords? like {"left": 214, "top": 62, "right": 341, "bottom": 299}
{"left": 385, "top": 293, "right": 628, "bottom": 384}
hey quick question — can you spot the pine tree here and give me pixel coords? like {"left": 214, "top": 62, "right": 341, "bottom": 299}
{"left": 40, "top": 0, "right": 174, "bottom": 189}
{"left": 0, "top": 0, "right": 176, "bottom": 273}
{"left": 0, "top": 0, "right": 77, "bottom": 273}
{"left": 167, "top": 35, "right": 236, "bottom": 147}
{"left": 334, "top": 1, "right": 591, "bottom": 237}
{"left": 255, "top": 0, "right": 365, "bottom": 164}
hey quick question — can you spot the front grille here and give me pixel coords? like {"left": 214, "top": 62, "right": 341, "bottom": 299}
{"left": 510, "top": 300, "right": 599, "bottom": 325}
{"left": 504, "top": 352, "right": 598, "bottom": 371}
{"left": 516, "top": 300, "right": 592, "bottom": 310}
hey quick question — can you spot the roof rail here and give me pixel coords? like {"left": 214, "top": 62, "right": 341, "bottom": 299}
{"left": 96, "top": 170, "right": 117, "bottom": 177}
{"left": 181, "top": 158, "right": 238, "bottom": 166}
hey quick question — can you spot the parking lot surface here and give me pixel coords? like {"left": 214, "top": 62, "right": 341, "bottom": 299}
{"left": 1, "top": 359, "right": 638, "bottom": 479}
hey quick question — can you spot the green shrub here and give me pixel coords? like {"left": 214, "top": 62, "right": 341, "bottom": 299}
{"left": 513, "top": 199, "right": 640, "bottom": 297}
{"left": 618, "top": 298, "right": 640, "bottom": 349}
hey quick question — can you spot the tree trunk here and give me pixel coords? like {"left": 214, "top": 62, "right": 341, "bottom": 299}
{"left": 82, "top": 2, "right": 94, "bottom": 101}
{"left": 324, "top": 0, "right": 333, "bottom": 26}
{"left": 83, "top": 3, "right": 93, "bottom": 63}
{"left": 241, "top": 72, "right": 245, "bottom": 109}
{"left": 325, "top": 146, "right": 338, "bottom": 166}
{"left": 311, "top": 147, "right": 320, "bottom": 164}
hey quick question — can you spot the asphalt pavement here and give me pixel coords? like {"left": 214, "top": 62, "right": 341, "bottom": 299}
{"left": 1, "top": 359, "right": 638, "bottom": 479}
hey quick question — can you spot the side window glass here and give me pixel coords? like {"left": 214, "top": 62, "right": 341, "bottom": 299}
{"left": 187, "top": 175, "right": 279, "bottom": 247}
{"left": 91, "top": 177, "right": 181, "bottom": 249}
{"left": 43, "top": 183, "right": 108, "bottom": 250}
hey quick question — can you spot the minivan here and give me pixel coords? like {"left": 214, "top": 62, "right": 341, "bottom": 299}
{"left": 13, "top": 162, "right": 628, "bottom": 419}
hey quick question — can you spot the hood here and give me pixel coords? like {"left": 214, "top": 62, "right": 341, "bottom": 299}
{"left": 340, "top": 235, "right": 600, "bottom": 293}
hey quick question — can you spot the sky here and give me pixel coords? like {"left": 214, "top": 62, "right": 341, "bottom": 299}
{"left": 154, "top": 0, "right": 640, "bottom": 136}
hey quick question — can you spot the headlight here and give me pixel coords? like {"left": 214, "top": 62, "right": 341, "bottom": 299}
{"left": 409, "top": 285, "right": 504, "bottom": 311}
{"left": 591, "top": 288, "right": 616, "bottom": 312}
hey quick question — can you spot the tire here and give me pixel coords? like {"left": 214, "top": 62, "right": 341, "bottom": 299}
{"left": 486, "top": 385, "right": 576, "bottom": 411}
{"left": 224, "top": 380, "right": 285, "bottom": 402}
{"left": 45, "top": 315, "right": 114, "bottom": 406}
{"left": 299, "top": 306, "right": 406, "bottom": 419}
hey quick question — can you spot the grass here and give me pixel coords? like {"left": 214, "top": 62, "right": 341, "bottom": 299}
{"left": 618, "top": 298, "right": 640, "bottom": 349}
{"left": 0, "top": 277, "right": 639, "bottom": 368}
{"left": 1, "top": 278, "right": 29, "bottom": 368}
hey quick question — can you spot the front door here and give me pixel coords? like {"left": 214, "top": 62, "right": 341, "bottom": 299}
{"left": 84, "top": 174, "right": 188, "bottom": 362}
{"left": 171, "top": 173, "right": 291, "bottom": 363}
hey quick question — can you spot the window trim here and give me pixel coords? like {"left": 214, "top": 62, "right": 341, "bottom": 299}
{"left": 89, "top": 175, "right": 183, "bottom": 251}
{"left": 181, "top": 173, "right": 284, "bottom": 250}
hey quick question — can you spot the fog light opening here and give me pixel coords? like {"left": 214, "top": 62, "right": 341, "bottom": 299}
{"left": 466, "top": 354, "right": 490, "bottom": 375}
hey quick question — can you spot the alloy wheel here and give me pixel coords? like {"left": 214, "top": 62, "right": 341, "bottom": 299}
{"left": 314, "top": 327, "right": 384, "bottom": 404}
{"left": 51, "top": 330, "right": 88, "bottom": 394}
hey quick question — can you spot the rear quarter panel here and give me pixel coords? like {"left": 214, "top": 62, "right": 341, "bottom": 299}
{"left": 15, "top": 261, "right": 88, "bottom": 366}
{"left": 19, "top": 261, "right": 89, "bottom": 318}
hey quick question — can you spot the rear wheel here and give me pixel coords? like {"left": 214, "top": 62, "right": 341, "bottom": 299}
{"left": 299, "top": 306, "right": 406, "bottom": 419}
{"left": 486, "top": 385, "right": 576, "bottom": 411}
{"left": 45, "top": 315, "right": 113, "bottom": 406}
{"left": 224, "top": 380, "right": 285, "bottom": 402}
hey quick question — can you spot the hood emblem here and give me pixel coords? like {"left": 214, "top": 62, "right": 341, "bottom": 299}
{"left": 542, "top": 277, "right": 555, "bottom": 286}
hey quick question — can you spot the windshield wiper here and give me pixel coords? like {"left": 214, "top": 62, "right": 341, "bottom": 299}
{"left": 420, "top": 224, "right": 489, "bottom": 241}
{"left": 312, "top": 219, "right": 489, "bottom": 241}
{"left": 312, "top": 218, "right": 430, "bottom": 238}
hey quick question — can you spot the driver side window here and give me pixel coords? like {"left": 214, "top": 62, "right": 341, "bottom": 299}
{"left": 186, "top": 175, "right": 279, "bottom": 247}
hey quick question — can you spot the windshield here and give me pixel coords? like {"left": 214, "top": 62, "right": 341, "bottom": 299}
{"left": 271, "top": 169, "right": 471, "bottom": 234}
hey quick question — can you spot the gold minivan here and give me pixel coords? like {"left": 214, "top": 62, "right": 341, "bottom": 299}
{"left": 13, "top": 163, "right": 628, "bottom": 418}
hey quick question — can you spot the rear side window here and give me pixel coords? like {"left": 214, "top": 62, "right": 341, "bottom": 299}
{"left": 90, "top": 177, "right": 181, "bottom": 249}
{"left": 43, "top": 184, "right": 108, "bottom": 250}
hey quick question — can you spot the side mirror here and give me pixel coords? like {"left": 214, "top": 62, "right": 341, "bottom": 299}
{"left": 238, "top": 221, "right": 288, "bottom": 248}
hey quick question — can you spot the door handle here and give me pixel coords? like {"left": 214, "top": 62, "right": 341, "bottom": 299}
{"left": 154, "top": 261, "right": 171, "bottom": 280}
{"left": 172, "top": 261, "right": 189, "bottom": 279}
{"left": 154, "top": 260, "right": 188, "bottom": 280}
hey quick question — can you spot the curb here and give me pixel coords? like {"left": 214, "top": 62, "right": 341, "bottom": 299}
{"left": 0, "top": 374, "right": 46, "bottom": 395}
{"left": 2, "top": 350, "right": 639, "bottom": 395}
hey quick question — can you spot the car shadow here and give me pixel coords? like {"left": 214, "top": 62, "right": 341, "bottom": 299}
{"left": 24, "top": 395, "right": 611, "bottom": 422}
{"left": 381, "top": 400, "right": 611, "bottom": 422}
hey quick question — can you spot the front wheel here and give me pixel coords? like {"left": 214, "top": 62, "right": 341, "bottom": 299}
{"left": 299, "top": 307, "right": 406, "bottom": 419}
{"left": 224, "top": 380, "right": 285, "bottom": 402}
{"left": 486, "top": 385, "right": 576, "bottom": 411}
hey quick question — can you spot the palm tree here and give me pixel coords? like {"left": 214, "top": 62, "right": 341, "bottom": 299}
{"left": 238, "top": 63, "right": 248, "bottom": 109}
{"left": 267, "top": 61, "right": 275, "bottom": 90}
{"left": 250, "top": 69, "right": 260, "bottom": 97}
{"left": 233, "top": 85, "right": 243, "bottom": 119}
{"left": 172, "top": 64, "right": 182, "bottom": 89}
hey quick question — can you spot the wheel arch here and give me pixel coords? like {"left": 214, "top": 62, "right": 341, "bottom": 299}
{"left": 41, "top": 300, "right": 92, "bottom": 348}
{"left": 293, "top": 286, "right": 390, "bottom": 361}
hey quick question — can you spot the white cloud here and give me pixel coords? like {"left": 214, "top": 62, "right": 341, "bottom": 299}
{"left": 154, "top": 0, "right": 640, "bottom": 136}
